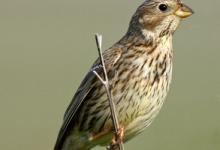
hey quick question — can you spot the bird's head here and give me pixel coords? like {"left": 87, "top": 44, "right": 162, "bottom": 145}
{"left": 127, "top": 0, "right": 194, "bottom": 41}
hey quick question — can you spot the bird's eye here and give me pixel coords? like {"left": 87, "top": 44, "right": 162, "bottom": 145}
{"left": 158, "top": 4, "right": 168, "bottom": 12}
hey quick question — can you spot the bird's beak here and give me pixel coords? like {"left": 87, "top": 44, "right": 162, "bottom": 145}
{"left": 174, "top": 3, "right": 194, "bottom": 18}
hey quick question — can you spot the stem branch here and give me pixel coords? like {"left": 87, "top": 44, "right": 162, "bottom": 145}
{"left": 93, "top": 34, "right": 124, "bottom": 150}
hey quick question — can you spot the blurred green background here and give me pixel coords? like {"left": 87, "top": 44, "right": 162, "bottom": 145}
{"left": 0, "top": 0, "right": 220, "bottom": 150}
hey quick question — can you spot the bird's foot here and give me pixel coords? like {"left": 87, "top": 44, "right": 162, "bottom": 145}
{"left": 110, "top": 126, "right": 124, "bottom": 148}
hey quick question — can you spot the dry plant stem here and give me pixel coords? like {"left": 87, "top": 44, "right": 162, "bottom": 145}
{"left": 93, "top": 34, "right": 124, "bottom": 150}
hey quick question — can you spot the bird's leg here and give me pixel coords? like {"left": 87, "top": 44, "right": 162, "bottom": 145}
{"left": 110, "top": 126, "right": 124, "bottom": 148}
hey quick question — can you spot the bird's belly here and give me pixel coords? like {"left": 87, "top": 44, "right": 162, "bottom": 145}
{"left": 118, "top": 74, "right": 172, "bottom": 140}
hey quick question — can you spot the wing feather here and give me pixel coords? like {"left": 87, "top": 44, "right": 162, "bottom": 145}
{"left": 54, "top": 47, "right": 122, "bottom": 150}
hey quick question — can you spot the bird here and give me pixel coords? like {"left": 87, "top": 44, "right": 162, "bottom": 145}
{"left": 54, "top": 0, "right": 193, "bottom": 149}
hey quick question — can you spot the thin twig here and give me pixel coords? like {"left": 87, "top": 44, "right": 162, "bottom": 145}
{"left": 93, "top": 34, "right": 124, "bottom": 150}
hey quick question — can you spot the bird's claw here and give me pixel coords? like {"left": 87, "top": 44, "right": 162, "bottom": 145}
{"left": 110, "top": 127, "right": 124, "bottom": 148}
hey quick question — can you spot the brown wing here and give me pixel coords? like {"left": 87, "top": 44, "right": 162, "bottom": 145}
{"left": 54, "top": 47, "right": 122, "bottom": 150}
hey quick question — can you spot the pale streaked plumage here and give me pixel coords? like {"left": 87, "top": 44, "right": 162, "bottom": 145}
{"left": 54, "top": 0, "right": 193, "bottom": 149}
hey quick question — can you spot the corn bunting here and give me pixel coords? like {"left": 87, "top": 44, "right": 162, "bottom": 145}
{"left": 54, "top": 0, "right": 193, "bottom": 149}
